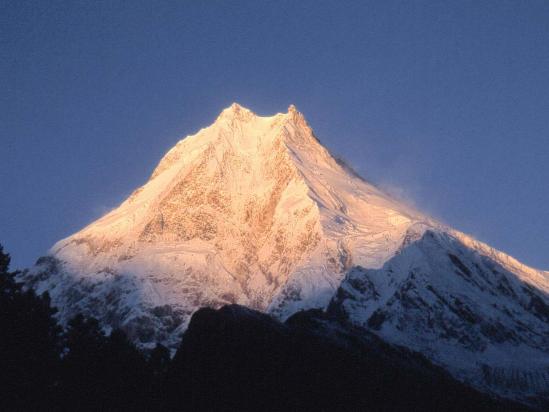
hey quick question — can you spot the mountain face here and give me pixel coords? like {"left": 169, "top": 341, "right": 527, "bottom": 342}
{"left": 24, "top": 104, "right": 429, "bottom": 347}
{"left": 22, "top": 103, "right": 549, "bottom": 404}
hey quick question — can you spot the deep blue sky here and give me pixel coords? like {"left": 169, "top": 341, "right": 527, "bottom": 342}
{"left": 1, "top": 0, "right": 548, "bottom": 270}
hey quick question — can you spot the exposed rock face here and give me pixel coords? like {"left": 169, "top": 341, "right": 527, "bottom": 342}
{"left": 21, "top": 103, "right": 549, "bottom": 406}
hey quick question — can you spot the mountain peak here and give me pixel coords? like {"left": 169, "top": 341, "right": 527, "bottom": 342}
{"left": 215, "top": 103, "right": 309, "bottom": 130}
{"left": 226, "top": 102, "right": 249, "bottom": 112}
{"left": 287, "top": 103, "right": 303, "bottom": 122}
{"left": 217, "top": 102, "right": 255, "bottom": 122}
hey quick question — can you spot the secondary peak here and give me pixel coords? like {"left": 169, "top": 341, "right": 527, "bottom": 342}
{"left": 286, "top": 104, "right": 309, "bottom": 129}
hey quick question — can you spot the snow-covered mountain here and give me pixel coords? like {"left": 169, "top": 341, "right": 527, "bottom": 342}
{"left": 329, "top": 226, "right": 549, "bottom": 404}
{"left": 22, "top": 103, "right": 549, "bottom": 403}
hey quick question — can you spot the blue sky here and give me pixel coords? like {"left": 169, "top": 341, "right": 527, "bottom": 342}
{"left": 1, "top": 0, "right": 548, "bottom": 269}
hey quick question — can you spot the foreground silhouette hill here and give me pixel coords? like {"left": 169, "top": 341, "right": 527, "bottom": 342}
{"left": 166, "top": 305, "right": 530, "bottom": 411}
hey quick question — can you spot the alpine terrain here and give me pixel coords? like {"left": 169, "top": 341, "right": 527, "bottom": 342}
{"left": 22, "top": 103, "right": 549, "bottom": 405}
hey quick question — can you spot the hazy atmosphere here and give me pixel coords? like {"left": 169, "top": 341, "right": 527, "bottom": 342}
{"left": 2, "top": 0, "right": 548, "bottom": 269}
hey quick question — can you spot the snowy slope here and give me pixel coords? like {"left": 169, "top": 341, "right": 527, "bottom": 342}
{"left": 329, "top": 225, "right": 549, "bottom": 403}
{"left": 21, "top": 103, "right": 549, "bottom": 403}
